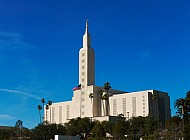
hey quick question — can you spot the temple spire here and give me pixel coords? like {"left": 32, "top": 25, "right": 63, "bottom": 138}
{"left": 79, "top": 20, "right": 95, "bottom": 86}
{"left": 83, "top": 19, "right": 91, "bottom": 48}
{"left": 85, "top": 19, "right": 89, "bottom": 34}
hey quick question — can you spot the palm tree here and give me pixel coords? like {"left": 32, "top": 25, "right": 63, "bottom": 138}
{"left": 174, "top": 91, "right": 190, "bottom": 139}
{"left": 175, "top": 91, "right": 190, "bottom": 125}
{"left": 89, "top": 93, "right": 94, "bottom": 117}
{"left": 103, "top": 82, "right": 111, "bottom": 116}
{"left": 41, "top": 98, "right": 45, "bottom": 121}
{"left": 185, "top": 91, "right": 190, "bottom": 123}
{"left": 37, "top": 105, "right": 42, "bottom": 123}
{"left": 102, "top": 93, "right": 109, "bottom": 116}
{"left": 186, "top": 91, "right": 190, "bottom": 98}
{"left": 45, "top": 104, "right": 49, "bottom": 110}
{"left": 103, "top": 82, "right": 111, "bottom": 93}
{"left": 48, "top": 100, "right": 52, "bottom": 123}
{"left": 175, "top": 98, "right": 187, "bottom": 128}
{"left": 15, "top": 120, "right": 23, "bottom": 138}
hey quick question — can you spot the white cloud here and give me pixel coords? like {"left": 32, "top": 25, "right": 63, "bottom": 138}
{"left": 0, "top": 88, "right": 41, "bottom": 100}
{"left": 138, "top": 50, "right": 151, "bottom": 62}
{"left": 0, "top": 32, "right": 35, "bottom": 50}
{"left": 0, "top": 114, "right": 14, "bottom": 120}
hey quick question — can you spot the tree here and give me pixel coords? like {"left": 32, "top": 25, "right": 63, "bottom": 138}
{"left": 65, "top": 118, "right": 78, "bottom": 136}
{"left": 101, "top": 121, "right": 113, "bottom": 136}
{"left": 41, "top": 98, "right": 45, "bottom": 121}
{"left": 79, "top": 117, "right": 91, "bottom": 138}
{"left": 186, "top": 90, "right": 190, "bottom": 98}
{"left": 91, "top": 121, "right": 105, "bottom": 138}
{"left": 103, "top": 82, "right": 111, "bottom": 93}
{"left": 37, "top": 104, "right": 42, "bottom": 123}
{"left": 0, "top": 121, "right": 30, "bottom": 140}
{"left": 165, "top": 116, "right": 182, "bottom": 139}
{"left": 175, "top": 98, "right": 187, "bottom": 127}
{"left": 185, "top": 91, "right": 190, "bottom": 123}
{"left": 15, "top": 120, "right": 23, "bottom": 128}
{"left": 0, "top": 127, "right": 14, "bottom": 140}
{"left": 174, "top": 90, "right": 190, "bottom": 139}
{"left": 103, "top": 82, "right": 111, "bottom": 116}
{"left": 30, "top": 123, "right": 66, "bottom": 140}
{"left": 113, "top": 119, "right": 129, "bottom": 139}
{"left": 15, "top": 120, "right": 23, "bottom": 139}
{"left": 48, "top": 100, "right": 53, "bottom": 123}
{"left": 143, "top": 116, "right": 158, "bottom": 136}
{"left": 129, "top": 116, "right": 145, "bottom": 138}
{"left": 64, "top": 117, "right": 92, "bottom": 139}
{"left": 101, "top": 93, "right": 109, "bottom": 116}
{"left": 89, "top": 93, "right": 94, "bottom": 117}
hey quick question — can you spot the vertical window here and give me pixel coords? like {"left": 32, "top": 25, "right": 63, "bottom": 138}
{"left": 66, "top": 105, "right": 70, "bottom": 120}
{"left": 122, "top": 98, "right": 126, "bottom": 117}
{"left": 59, "top": 106, "right": 62, "bottom": 123}
{"left": 132, "top": 97, "right": 136, "bottom": 117}
{"left": 113, "top": 99, "right": 117, "bottom": 115}
{"left": 52, "top": 107, "right": 55, "bottom": 123}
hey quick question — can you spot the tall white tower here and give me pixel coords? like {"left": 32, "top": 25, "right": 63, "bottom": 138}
{"left": 79, "top": 20, "right": 95, "bottom": 88}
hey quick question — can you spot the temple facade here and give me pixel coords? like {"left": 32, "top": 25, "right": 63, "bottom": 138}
{"left": 44, "top": 21, "right": 171, "bottom": 124}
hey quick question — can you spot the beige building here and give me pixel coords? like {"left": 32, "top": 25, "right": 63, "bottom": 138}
{"left": 44, "top": 21, "right": 171, "bottom": 124}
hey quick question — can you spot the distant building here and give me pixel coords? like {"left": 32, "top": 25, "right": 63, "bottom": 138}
{"left": 44, "top": 21, "right": 171, "bottom": 124}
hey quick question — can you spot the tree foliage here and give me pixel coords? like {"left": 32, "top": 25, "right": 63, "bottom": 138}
{"left": 174, "top": 90, "right": 190, "bottom": 139}
{"left": 65, "top": 117, "right": 91, "bottom": 138}
{"left": 0, "top": 120, "right": 30, "bottom": 140}
{"left": 91, "top": 121, "right": 105, "bottom": 138}
{"left": 30, "top": 123, "right": 66, "bottom": 140}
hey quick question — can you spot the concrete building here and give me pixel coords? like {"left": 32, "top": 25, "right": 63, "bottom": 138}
{"left": 44, "top": 21, "right": 171, "bottom": 124}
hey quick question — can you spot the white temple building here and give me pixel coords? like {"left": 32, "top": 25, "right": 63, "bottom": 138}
{"left": 44, "top": 21, "right": 171, "bottom": 125}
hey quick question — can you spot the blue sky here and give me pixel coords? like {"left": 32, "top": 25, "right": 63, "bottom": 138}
{"left": 0, "top": 0, "right": 189, "bottom": 128}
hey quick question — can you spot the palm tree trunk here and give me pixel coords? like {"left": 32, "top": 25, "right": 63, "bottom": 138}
{"left": 108, "top": 99, "right": 110, "bottom": 116}
{"left": 105, "top": 99, "right": 109, "bottom": 116}
{"left": 182, "top": 107, "right": 185, "bottom": 130}
{"left": 102, "top": 100, "right": 105, "bottom": 116}
{"left": 91, "top": 98, "right": 94, "bottom": 117}
{"left": 39, "top": 110, "right": 41, "bottom": 123}
{"left": 42, "top": 103, "right": 44, "bottom": 121}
